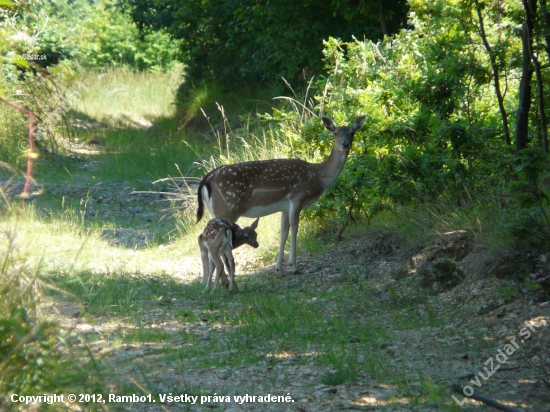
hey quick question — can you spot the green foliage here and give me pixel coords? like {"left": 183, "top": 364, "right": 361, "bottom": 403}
{"left": 1, "top": 306, "right": 63, "bottom": 395}
{"left": 1, "top": 0, "right": 179, "bottom": 72}
{"left": 0, "top": 215, "right": 105, "bottom": 407}
{"left": 503, "top": 147, "right": 550, "bottom": 244}
{"left": 264, "top": 0, "right": 549, "bottom": 246}
{"left": 124, "top": 0, "right": 408, "bottom": 91}
{"left": 42, "top": 0, "right": 180, "bottom": 71}
{"left": 0, "top": 58, "right": 75, "bottom": 162}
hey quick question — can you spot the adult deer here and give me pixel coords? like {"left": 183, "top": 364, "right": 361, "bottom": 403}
{"left": 197, "top": 116, "right": 366, "bottom": 276}
{"left": 199, "top": 218, "right": 260, "bottom": 293}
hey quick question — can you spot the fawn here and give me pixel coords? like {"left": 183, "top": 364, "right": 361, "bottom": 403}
{"left": 198, "top": 218, "right": 259, "bottom": 293}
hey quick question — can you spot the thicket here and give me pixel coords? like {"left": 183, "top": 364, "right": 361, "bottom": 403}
{"left": 268, "top": 0, "right": 550, "bottom": 247}
{"left": 124, "top": 0, "right": 409, "bottom": 92}
{"left": 0, "top": 0, "right": 180, "bottom": 72}
{"left": 41, "top": 0, "right": 180, "bottom": 71}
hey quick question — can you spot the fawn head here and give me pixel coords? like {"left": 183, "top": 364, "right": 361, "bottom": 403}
{"left": 239, "top": 218, "right": 260, "bottom": 248}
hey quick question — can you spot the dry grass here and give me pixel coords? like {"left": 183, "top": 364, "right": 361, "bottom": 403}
{"left": 71, "top": 65, "right": 184, "bottom": 124}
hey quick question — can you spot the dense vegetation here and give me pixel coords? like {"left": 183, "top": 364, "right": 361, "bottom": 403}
{"left": 124, "top": 0, "right": 409, "bottom": 92}
{"left": 127, "top": 0, "right": 550, "bottom": 247}
{"left": 272, "top": 0, "right": 550, "bottom": 247}
{"left": 1, "top": 0, "right": 550, "bottom": 407}
{"left": 3, "top": 0, "right": 179, "bottom": 71}
{"left": 303, "top": 0, "right": 550, "bottom": 246}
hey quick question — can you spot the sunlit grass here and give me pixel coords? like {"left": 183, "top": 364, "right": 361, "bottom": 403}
{"left": 71, "top": 65, "right": 184, "bottom": 124}
{"left": 0, "top": 207, "right": 108, "bottom": 399}
{"left": 12, "top": 203, "right": 191, "bottom": 276}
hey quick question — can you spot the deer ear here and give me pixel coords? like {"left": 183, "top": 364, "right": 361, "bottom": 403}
{"left": 250, "top": 218, "right": 259, "bottom": 229}
{"left": 322, "top": 117, "right": 336, "bottom": 132}
{"left": 352, "top": 116, "right": 366, "bottom": 132}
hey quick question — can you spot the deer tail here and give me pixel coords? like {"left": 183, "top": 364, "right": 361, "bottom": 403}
{"left": 197, "top": 179, "right": 210, "bottom": 223}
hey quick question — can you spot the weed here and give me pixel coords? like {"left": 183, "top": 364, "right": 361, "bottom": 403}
{"left": 0, "top": 208, "right": 106, "bottom": 405}
{"left": 320, "top": 366, "right": 358, "bottom": 386}
{"left": 498, "top": 283, "right": 519, "bottom": 304}
{"left": 72, "top": 66, "right": 184, "bottom": 124}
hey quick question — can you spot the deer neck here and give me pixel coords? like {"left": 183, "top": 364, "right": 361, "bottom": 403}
{"left": 316, "top": 146, "right": 350, "bottom": 189}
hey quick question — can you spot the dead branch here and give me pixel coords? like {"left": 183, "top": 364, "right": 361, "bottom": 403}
{"left": 451, "top": 383, "right": 523, "bottom": 412}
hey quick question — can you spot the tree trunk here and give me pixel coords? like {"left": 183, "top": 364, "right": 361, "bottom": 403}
{"left": 516, "top": 1, "right": 536, "bottom": 157}
{"left": 379, "top": 4, "right": 390, "bottom": 36}
{"left": 473, "top": 0, "right": 511, "bottom": 146}
{"left": 539, "top": 0, "right": 550, "bottom": 57}
{"left": 537, "top": 0, "right": 550, "bottom": 152}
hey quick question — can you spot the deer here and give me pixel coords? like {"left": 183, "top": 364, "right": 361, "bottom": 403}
{"left": 198, "top": 217, "right": 259, "bottom": 293}
{"left": 196, "top": 116, "right": 366, "bottom": 276}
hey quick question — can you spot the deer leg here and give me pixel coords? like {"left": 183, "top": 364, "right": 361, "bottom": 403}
{"left": 224, "top": 250, "right": 236, "bottom": 292}
{"left": 288, "top": 203, "right": 301, "bottom": 274}
{"left": 204, "top": 256, "right": 216, "bottom": 291}
{"left": 222, "top": 254, "right": 238, "bottom": 292}
{"left": 221, "top": 255, "right": 231, "bottom": 290}
{"left": 210, "top": 253, "right": 225, "bottom": 294}
{"left": 276, "top": 211, "right": 290, "bottom": 276}
{"left": 199, "top": 239, "right": 210, "bottom": 286}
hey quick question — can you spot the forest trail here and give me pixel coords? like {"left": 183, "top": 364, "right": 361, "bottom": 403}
{"left": 30, "top": 178, "right": 550, "bottom": 412}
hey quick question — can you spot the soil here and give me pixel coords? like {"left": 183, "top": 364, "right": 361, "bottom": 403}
{"left": 2, "top": 173, "right": 550, "bottom": 412}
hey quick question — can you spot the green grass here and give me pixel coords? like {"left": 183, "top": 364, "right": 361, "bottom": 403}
{"left": 320, "top": 366, "right": 359, "bottom": 386}
{"left": 72, "top": 66, "right": 184, "bottom": 123}
{"left": 0, "top": 210, "right": 109, "bottom": 406}
{"left": 65, "top": 67, "right": 211, "bottom": 182}
{"left": 178, "top": 81, "right": 276, "bottom": 129}
{"left": 3, "top": 198, "right": 519, "bottom": 410}
{"left": 37, "top": 256, "right": 466, "bottom": 409}
{"left": 2, "top": 69, "right": 530, "bottom": 411}
{"left": 90, "top": 127, "right": 205, "bottom": 181}
{"left": 122, "top": 327, "right": 173, "bottom": 344}
{"left": 44, "top": 259, "right": 391, "bottom": 376}
{"left": 46, "top": 270, "right": 189, "bottom": 316}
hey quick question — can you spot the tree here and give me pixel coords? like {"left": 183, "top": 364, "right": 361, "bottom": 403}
{"left": 123, "top": 0, "right": 409, "bottom": 92}
{"left": 474, "top": 0, "right": 511, "bottom": 146}
{"left": 516, "top": 0, "right": 536, "bottom": 156}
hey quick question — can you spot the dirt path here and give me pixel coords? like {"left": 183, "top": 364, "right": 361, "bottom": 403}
{"left": 35, "top": 179, "right": 549, "bottom": 411}
{"left": 4, "top": 174, "right": 548, "bottom": 411}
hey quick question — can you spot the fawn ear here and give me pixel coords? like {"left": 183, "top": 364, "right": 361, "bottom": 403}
{"left": 250, "top": 218, "right": 259, "bottom": 229}
{"left": 352, "top": 116, "right": 366, "bottom": 132}
{"left": 322, "top": 117, "right": 336, "bottom": 132}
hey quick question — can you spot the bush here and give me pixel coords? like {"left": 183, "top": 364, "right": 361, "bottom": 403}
{"left": 124, "top": 0, "right": 409, "bottom": 90}
{"left": 266, "top": 1, "right": 549, "bottom": 246}
{"left": 43, "top": 0, "right": 180, "bottom": 71}
{"left": 0, "top": 213, "right": 105, "bottom": 409}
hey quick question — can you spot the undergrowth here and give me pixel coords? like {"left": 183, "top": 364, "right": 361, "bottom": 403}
{"left": 0, "top": 206, "right": 106, "bottom": 410}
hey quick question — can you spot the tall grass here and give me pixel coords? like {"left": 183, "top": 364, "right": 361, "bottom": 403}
{"left": 72, "top": 65, "right": 184, "bottom": 124}
{"left": 91, "top": 127, "right": 204, "bottom": 181}
{"left": 0, "top": 207, "right": 106, "bottom": 409}
{"left": 170, "top": 99, "right": 323, "bottom": 261}
{"left": 62, "top": 66, "right": 212, "bottom": 182}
